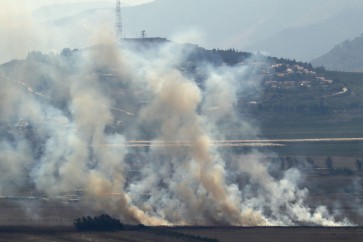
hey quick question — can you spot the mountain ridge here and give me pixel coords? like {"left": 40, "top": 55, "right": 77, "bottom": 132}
{"left": 312, "top": 34, "right": 363, "bottom": 72}
{"left": 245, "top": 6, "right": 363, "bottom": 61}
{"left": 31, "top": 0, "right": 363, "bottom": 58}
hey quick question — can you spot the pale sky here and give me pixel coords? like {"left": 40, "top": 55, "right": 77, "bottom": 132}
{"left": 0, "top": 0, "right": 154, "bottom": 63}
{"left": 1, "top": 0, "right": 153, "bottom": 13}
{"left": 1, "top": 0, "right": 363, "bottom": 64}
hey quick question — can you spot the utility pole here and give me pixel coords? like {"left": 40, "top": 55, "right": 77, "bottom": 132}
{"left": 115, "top": 0, "right": 122, "bottom": 41}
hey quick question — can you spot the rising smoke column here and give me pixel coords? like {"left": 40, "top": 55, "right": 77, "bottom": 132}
{"left": 118, "top": 42, "right": 350, "bottom": 226}
{"left": 0, "top": 38, "right": 351, "bottom": 226}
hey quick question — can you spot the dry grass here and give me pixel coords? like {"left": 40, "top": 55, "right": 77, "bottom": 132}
{"left": 177, "top": 227, "right": 363, "bottom": 242}
{"left": 0, "top": 226, "right": 363, "bottom": 242}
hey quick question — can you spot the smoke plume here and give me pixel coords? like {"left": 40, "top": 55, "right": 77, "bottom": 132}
{"left": 0, "top": 32, "right": 351, "bottom": 226}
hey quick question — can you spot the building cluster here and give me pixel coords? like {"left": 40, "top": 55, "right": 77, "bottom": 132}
{"left": 263, "top": 63, "right": 333, "bottom": 90}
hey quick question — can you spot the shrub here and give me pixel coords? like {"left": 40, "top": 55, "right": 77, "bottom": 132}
{"left": 74, "top": 214, "right": 124, "bottom": 231}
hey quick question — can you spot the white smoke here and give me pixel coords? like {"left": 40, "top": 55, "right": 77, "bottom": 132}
{"left": 0, "top": 32, "right": 352, "bottom": 226}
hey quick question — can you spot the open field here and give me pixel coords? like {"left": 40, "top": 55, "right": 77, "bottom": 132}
{"left": 227, "top": 140, "right": 363, "bottom": 157}
{"left": 1, "top": 151, "right": 363, "bottom": 226}
{"left": 0, "top": 226, "right": 363, "bottom": 242}
{"left": 0, "top": 226, "right": 192, "bottom": 242}
{"left": 259, "top": 115, "right": 363, "bottom": 140}
{"left": 176, "top": 227, "right": 363, "bottom": 242}
{"left": 1, "top": 126, "right": 363, "bottom": 240}
{"left": 267, "top": 141, "right": 363, "bottom": 157}
{"left": 256, "top": 114, "right": 363, "bottom": 157}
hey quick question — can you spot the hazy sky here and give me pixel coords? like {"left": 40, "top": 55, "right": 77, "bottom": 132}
{"left": 1, "top": 0, "right": 153, "bottom": 13}
{"left": 1, "top": 0, "right": 363, "bottom": 64}
{"left": 0, "top": 0, "right": 155, "bottom": 63}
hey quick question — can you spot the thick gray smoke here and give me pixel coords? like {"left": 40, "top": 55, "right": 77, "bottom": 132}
{"left": 0, "top": 38, "right": 350, "bottom": 226}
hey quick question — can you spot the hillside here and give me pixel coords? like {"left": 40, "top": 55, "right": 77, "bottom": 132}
{"left": 312, "top": 34, "right": 363, "bottom": 72}
{"left": 2, "top": 41, "right": 363, "bottom": 139}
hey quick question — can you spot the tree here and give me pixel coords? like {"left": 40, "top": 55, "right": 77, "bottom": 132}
{"left": 61, "top": 48, "right": 72, "bottom": 58}
{"left": 74, "top": 214, "right": 124, "bottom": 231}
{"left": 27, "top": 51, "right": 45, "bottom": 61}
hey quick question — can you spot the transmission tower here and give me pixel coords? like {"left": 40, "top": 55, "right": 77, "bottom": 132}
{"left": 115, "top": 0, "right": 122, "bottom": 41}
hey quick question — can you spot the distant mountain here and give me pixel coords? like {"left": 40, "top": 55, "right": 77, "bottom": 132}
{"left": 245, "top": 6, "right": 363, "bottom": 61}
{"left": 3, "top": 0, "right": 363, "bottom": 64}
{"left": 311, "top": 34, "right": 363, "bottom": 72}
{"left": 35, "top": 0, "right": 363, "bottom": 57}
{"left": 32, "top": 1, "right": 113, "bottom": 22}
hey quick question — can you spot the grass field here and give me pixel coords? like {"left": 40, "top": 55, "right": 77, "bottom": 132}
{"left": 255, "top": 112, "right": 363, "bottom": 157}
{"left": 259, "top": 114, "right": 363, "bottom": 139}
{"left": 267, "top": 141, "right": 363, "bottom": 157}
{"left": 0, "top": 226, "right": 362, "bottom": 242}
{"left": 177, "top": 227, "right": 363, "bottom": 242}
